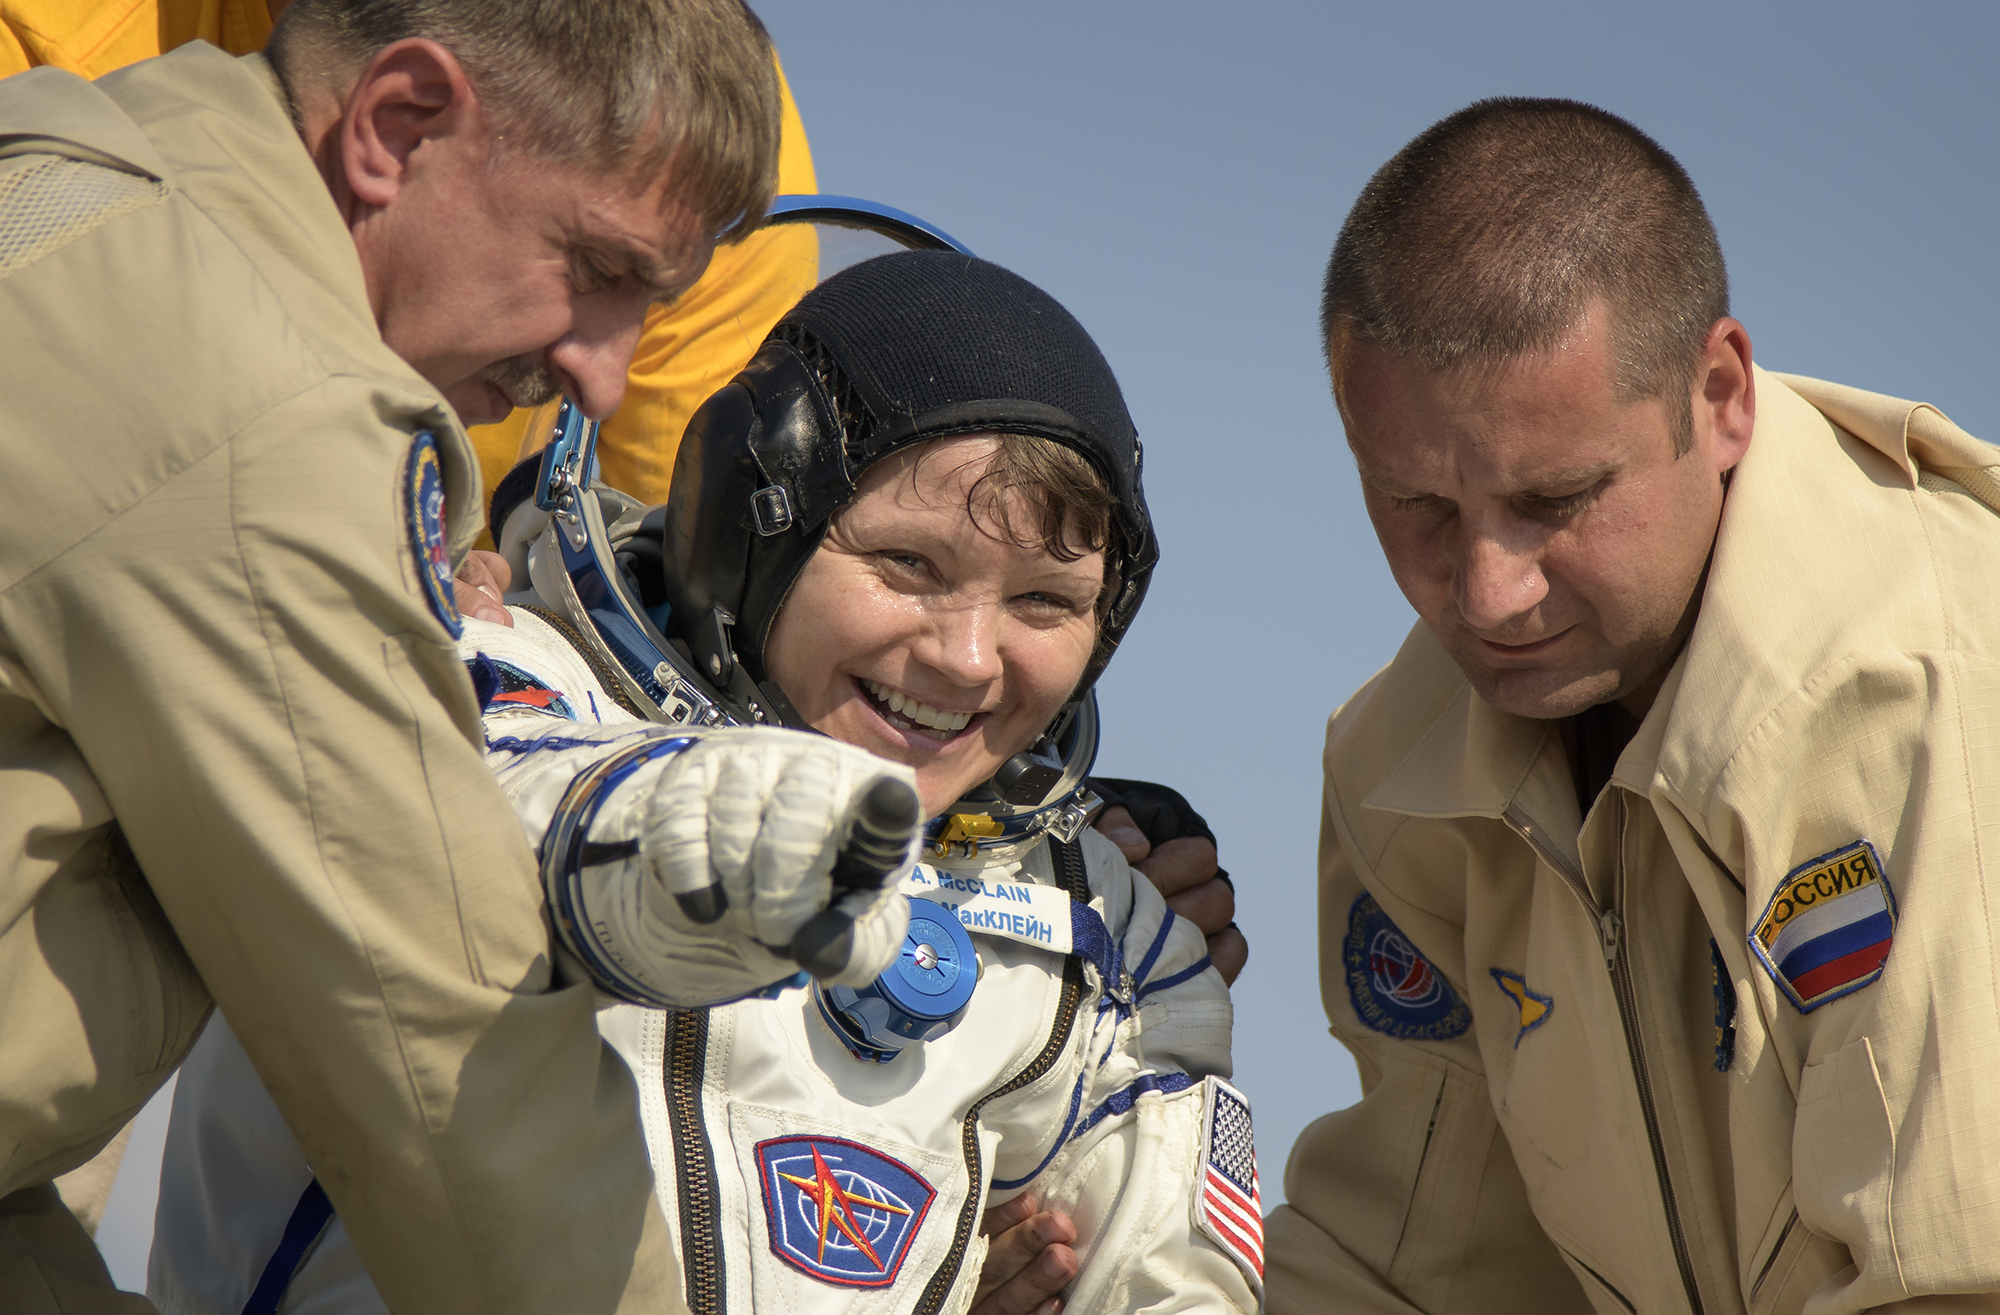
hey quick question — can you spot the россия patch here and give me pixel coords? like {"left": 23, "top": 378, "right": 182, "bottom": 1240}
{"left": 1750, "top": 839, "right": 1897, "bottom": 1013}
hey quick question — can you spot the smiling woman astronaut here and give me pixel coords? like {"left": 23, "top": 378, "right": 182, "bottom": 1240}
{"left": 149, "top": 252, "right": 1259, "bottom": 1315}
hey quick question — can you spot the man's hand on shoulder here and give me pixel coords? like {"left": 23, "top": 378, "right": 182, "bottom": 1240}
{"left": 454, "top": 549, "right": 513, "bottom": 626}
{"left": 1090, "top": 778, "right": 1248, "bottom": 985}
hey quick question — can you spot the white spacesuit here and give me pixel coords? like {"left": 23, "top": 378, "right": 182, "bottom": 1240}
{"left": 149, "top": 607, "right": 1257, "bottom": 1315}
{"left": 150, "top": 247, "right": 1261, "bottom": 1315}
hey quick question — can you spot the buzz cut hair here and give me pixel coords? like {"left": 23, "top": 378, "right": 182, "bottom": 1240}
{"left": 267, "top": 0, "right": 781, "bottom": 242}
{"left": 1321, "top": 97, "right": 1728, "bottom": 453}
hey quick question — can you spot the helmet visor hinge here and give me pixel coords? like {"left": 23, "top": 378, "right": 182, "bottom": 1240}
{"left": 697, "top": 605, "right": 738, "bottom": 686}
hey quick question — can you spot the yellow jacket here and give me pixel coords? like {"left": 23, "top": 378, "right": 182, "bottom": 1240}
{"left": 2, "top": 0, "right": 821, "bottom": 538}
{"left": 0, "top": 47, "right": 677, "bottom": 1313}
{"left": 0, "top": 0, "right": 271, "bottom": 78}
{"left": 1268, "top": 370, "right": 2000, "bottom": 1314}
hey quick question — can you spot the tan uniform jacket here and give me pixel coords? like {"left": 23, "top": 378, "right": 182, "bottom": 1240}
{"left": 1268, "top": 369, "right": 2000, "bottom": 1315}
{"left": 0, "top": 45, "right": 676, "bottom": 1314}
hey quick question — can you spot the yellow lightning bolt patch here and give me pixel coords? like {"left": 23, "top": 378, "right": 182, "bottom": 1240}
{"left": 777, "top": 1144, "right": 912, "bottom": 1270}
{"left": 1490, "top": 968, "right": 1554, "bottom": 1048}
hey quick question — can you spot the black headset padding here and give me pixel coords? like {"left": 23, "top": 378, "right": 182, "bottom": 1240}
{"left": 656, "top": 250, "right": 1157, "bottom": 707}
{"left": 658, "top": 344, "right": 850, "bottom": 694}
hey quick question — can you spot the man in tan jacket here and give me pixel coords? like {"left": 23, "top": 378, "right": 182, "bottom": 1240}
{"left": 1267, "top": 98, "right": 2000, "bottom": 1313}
{"left": 0, "top": 3, "right": 917, "bottom": 1312}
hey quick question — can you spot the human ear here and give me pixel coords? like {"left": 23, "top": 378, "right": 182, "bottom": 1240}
{"left": 339, "top": 38, "right": 481, "bottom": 209}
{"left": 1695, "top": 317, "right": 1756, "bottom": 474}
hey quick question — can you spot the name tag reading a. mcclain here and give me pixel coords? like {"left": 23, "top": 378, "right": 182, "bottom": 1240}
{"left": 900, "top": 868, "right": 1074, "bottom": 955}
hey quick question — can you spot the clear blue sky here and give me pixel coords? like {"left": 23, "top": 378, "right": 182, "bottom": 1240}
{"left": 93, "top": 0, "right": 2000, "bottom": 1287}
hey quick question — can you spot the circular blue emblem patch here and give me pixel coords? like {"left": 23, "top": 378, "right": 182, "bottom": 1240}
{"left": 1343, "top": 893, "right": 1470, "bottom": 1041}
{"left": 405, "top": 431, "right": 461, "bottom": 638}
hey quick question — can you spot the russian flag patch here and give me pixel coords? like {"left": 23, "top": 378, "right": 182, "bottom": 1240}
{"left": 1750, "top": 840, "right": 1897, "bottom": 1013}
{"left": 1192, "top": 1077, "right": 1263, "bottom": 1292}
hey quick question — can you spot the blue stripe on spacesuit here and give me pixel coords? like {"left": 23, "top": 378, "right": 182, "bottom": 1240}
{"left": 1130, "top": 909, "right": 1178, "bottom": 987}
{"left": 1069, "top": 903, "right": 1122, "bottom": 984}
{"left": 241, "top": 1177, "right": 333, "bottom": 1315}
{"left": 541, "top": 734, "right": 698, "bottom": 1006}
{"left": 486, "top": 732, "right": 623, "bottom": 755}
{"left": 1069, "top": 1072, "right": 1197, "bottom": 1142}
{"left": 987, "top": 879, "right": 1206, "bottom": 1192}
{"left": 1136, "top": 955, "right": 1214, "bottom": 1002}
{"left": 990, "top": 1069, "right": 1090, "bottom": 1191}
{"left": 989, "top": 909, "right": 1206, "bottom": 1188}
{"left": 989, "top": 1067, "right": 1200, "bottom": 1192}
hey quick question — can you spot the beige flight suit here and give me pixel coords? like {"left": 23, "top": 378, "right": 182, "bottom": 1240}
{"left": 0, "top": 45, "right": 678, "bottom": 1314}
{"left": 1267, "top": 369, "right": 2000, "bottom": 1314}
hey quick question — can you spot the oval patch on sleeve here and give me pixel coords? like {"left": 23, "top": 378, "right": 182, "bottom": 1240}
{"left": 405, "top": 430, "right": 461, "bottom": 638}
{"left": 1343, "top": 893, "right": 1470, "bottom": 1040}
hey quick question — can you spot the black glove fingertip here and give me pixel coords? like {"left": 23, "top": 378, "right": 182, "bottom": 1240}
{"left": 790, "top": 907, "right": 857, "bottom": 979}
{"left": 674, "top": 884, "right": 728, "bottom": 925}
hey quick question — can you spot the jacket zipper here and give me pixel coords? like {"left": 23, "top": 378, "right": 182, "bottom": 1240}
{"left": 910, "top": 839, "right": 1093, "bottom": 1315}
{"left": 665, "top": 1008, "right": 725, "bottom": 1315}
{"left": 1504, "top": 801, "right": 1706, "bottom": 1315}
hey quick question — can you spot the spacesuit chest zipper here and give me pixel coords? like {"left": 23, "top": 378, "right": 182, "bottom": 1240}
{"left": 1504, "top": 799, "right": 1705, "bottom": 1315}
{"left": 909, "top": 839, "right": 1092, "bottom": 1315}
{"left": 521, "top": 603, "right": 650, "bottom": 718}
{"left": 665, "top": 1008, "right": 726, "bottom": 1315}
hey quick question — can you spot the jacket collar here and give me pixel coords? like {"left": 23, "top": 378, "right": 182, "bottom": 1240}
{"left": 1363, "top": 673, "right": 1546, "bottom": 823}
{"left": 1775, "top": 370, "right": 1999, "bottom": 504}
{"left": 0, "top": 62, "right": 170, "bottom": 178}
{"left": 1362, "top": 631, "right": 1689, "bottom": 851}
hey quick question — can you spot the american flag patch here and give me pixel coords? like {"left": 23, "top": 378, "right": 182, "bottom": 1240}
{"left": 1193, "top": 1077, "right": 1263, "bottom": 1289}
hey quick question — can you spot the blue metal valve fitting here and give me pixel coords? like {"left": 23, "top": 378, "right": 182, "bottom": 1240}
{"left": 816, "top": 896, "right": 978, "bottom": 1063}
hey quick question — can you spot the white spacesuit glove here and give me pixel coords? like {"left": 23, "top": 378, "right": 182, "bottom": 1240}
{"left": 644, "top": 728, "right": 918, "bottom": 990}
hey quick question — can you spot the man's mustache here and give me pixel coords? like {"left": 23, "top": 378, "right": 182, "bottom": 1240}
{"left": 475, "top": 356, "right": 561, "bottom": 410}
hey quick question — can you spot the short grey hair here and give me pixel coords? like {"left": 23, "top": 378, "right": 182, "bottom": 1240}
{"left": 268, "top": 0, "right": 780, "bottom": 241}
